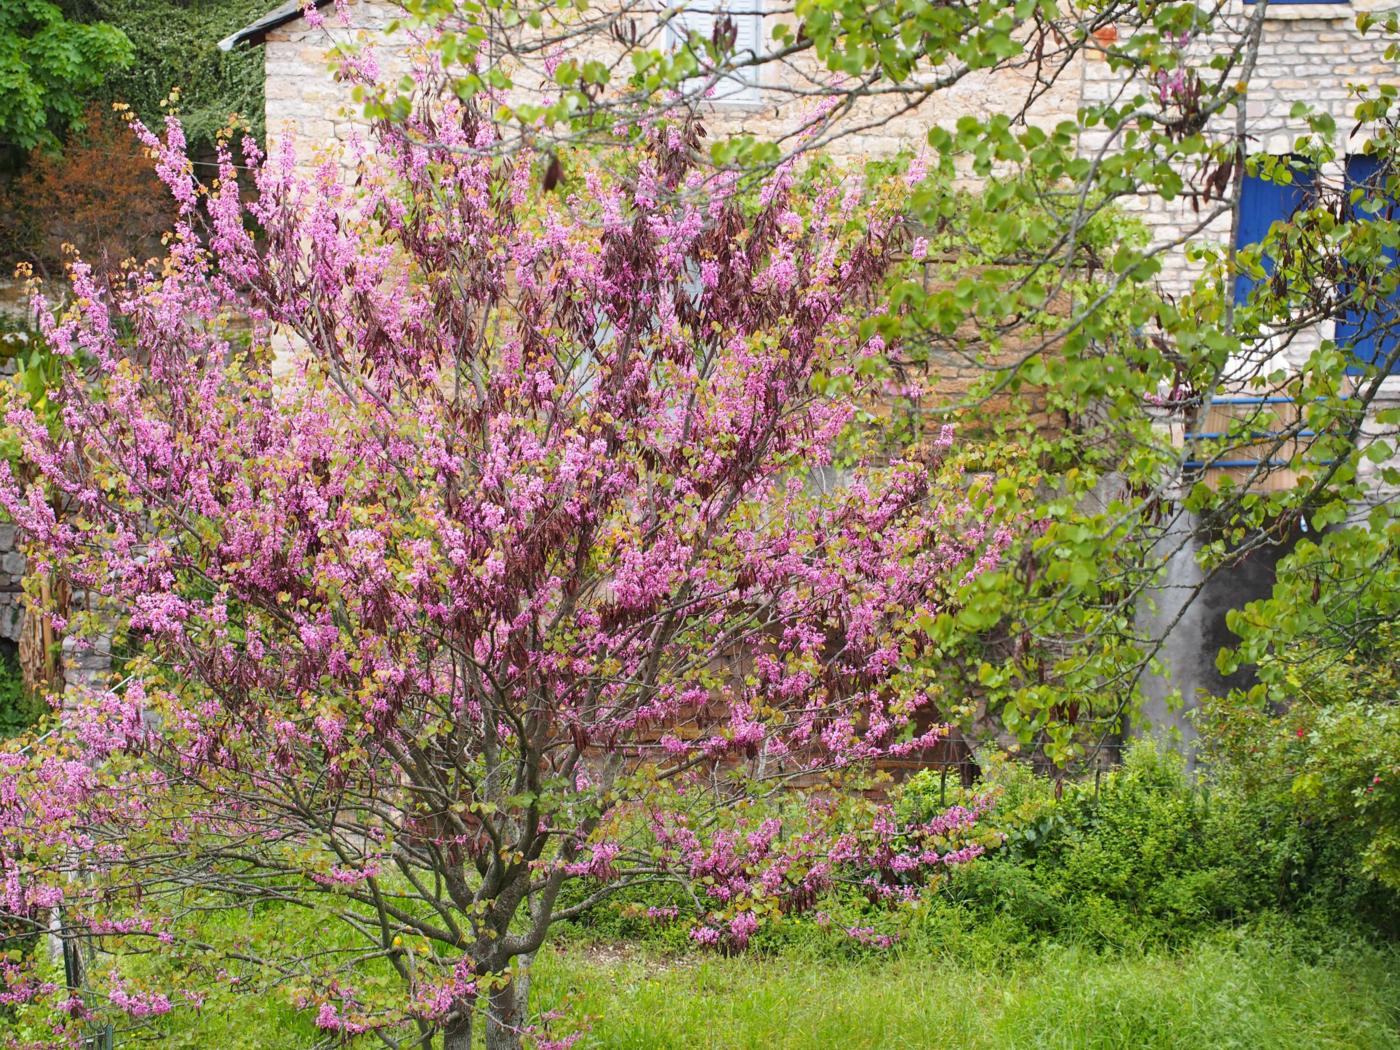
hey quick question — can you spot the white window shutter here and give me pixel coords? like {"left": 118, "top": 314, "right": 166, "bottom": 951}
{"left": 666, "top": 2, "right": 764, "bottom": 104}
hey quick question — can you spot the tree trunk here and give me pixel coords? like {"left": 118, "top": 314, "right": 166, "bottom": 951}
{"left": 483, "top": 955, "right": 534, "bottom": 1050}
{"left": 441, "top": 1013, "right": 472, "bottom": 1050}
{"left": 20, "top": 571, "right": 64, "bottom": 694}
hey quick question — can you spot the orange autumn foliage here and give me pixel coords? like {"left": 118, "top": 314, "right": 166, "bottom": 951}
{"left": 0, "top": 105, "right": 174, "bottom": 282}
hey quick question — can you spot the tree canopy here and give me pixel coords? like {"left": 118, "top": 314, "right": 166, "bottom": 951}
{"left": 0, "top": 97, "right": 1008, "bottom": 1048}
{"left": 2, "top": 1, "right": 1400, "bottom": 1045}
{"left": 0, "top": 0, "right": 131, "bottom": 158}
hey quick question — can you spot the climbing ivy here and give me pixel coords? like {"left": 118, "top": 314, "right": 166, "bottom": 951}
{"left": 59, "top": 0, "right": 268, "bottom": 155}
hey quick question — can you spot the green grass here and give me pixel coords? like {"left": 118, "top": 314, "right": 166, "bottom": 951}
{"left": 529, "top": 935, "right": 1400, "bottom": 1050}
{"left": 72, "top": 904, "right": 1400, "bottom": 1049}
{"left": 139, "top": 986, "right": 322, "bottom": 1050}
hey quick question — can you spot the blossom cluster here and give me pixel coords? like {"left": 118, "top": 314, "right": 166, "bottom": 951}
{"left": 0, "top": 91, "right": 1007, "bottom": 1047}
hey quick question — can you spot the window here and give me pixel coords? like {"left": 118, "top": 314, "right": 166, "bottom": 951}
{"left": 664, "top": 2, "right": 764, "bottom": 104}
{"left": 1336, "top": 153, "right": 1400, "bottom": 374}
{"left": 1233, "top": 156, "right": 1315, "bottom": 305}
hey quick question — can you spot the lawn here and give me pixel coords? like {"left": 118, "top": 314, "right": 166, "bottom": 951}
{"left": 527, "top": 937, "right": 1400, "bottom": 1050}
{"left": 145, "top": 930, "right": 1400, "bottom": 1049}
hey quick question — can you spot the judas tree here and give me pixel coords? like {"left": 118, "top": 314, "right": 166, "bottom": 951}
{"left": 0, "top": 102, "right": 1005, "bottom": 1049}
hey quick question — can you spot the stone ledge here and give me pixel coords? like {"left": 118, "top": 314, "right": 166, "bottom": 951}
{"left": 1251, "top": 2, "right": 1354, "bottom": 18}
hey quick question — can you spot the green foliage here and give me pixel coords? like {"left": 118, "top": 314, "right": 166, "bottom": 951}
{"left": 559, "top": 738, "right": 1400, "bottom": 956}
{"left": 912, "top": 742, "right": 1400, "bottom": 947}
{"left": 937, "top": 746, "right": 1237, "bottom": 946}
{"left": 552, "top": 878, "right": 697, "bottom": 953}
{"left": 0, "top": 648, "right": 44, "bottom": 741}
{"left": 59, "top": 0, "right": 268, "bottom": 154}
{"left": 899, "top": 750, "right": 1058, "bottom": 855}
{"left": 1204, "top": 620, "right": 1400, "bottom": 895}
{"left": 0, "top": 315, "right": 65, "bottom": 469}
{"left": 852, "top": 153, "right": 1200, "bottom": 762}
{"left": 0, "top": 0, "right": 131, "bottom": 155}
{"left": 29, "top": 745, "right": 1400, "bottom": 1045}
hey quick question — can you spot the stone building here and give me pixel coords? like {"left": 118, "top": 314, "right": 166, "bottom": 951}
{"left": 222, "top": 0, "right": 1400, "bottom": 291}
{"left": 219, "top": 0, "right": 1400, "bottom": 406}
{"left": 222, "top": 0, "right": 1087, "bottom": 168}
{"left": 215, "top": 0, "right": 1400, "bottom": 756}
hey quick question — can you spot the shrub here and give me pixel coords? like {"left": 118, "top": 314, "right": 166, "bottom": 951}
{"left": 534, "top": 726, "right": 1400, "bottom": 957}
{"left": 0, "top": 104, "right": 173, "bottom": 280}
{"left": 0, "top": 647, "right": 43, "bottom": 739}
{"left": 1200, "top": 622, "right": 1400, "bottom": 910}
{"left": 927, "top": 740, "right": 1400, "bottom": 947}
{"left": 60, "top": 0, "right": 268, "bottom": 158}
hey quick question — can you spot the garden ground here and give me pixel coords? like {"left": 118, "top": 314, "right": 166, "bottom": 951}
{"left": 40, "top": 741, "right": 1400, "bottom": 1049}
{"left": 147, "top": 928, "right": 1400, "bottom": 1049}
{"left": 531, "top": 936, "right": 1400, "bottom": 1049}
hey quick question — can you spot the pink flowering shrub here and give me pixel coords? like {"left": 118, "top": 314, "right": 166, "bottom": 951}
{"left": 0, "top": 94, "right": 1003, "bottom": 1049}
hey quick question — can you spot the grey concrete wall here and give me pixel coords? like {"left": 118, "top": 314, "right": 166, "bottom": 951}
{"left": 1136, "top": 511, "right": 1300, "bottom": 764}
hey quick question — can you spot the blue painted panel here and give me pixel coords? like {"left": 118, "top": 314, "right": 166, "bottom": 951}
{"left": 1245, "top": 0, "right": 1345, "bottom": 5}
{"left": 1336, "top": 153, "right": 1400, "bottom": 374}
{"left": 1233, "top": 160, "right": 1315, "bottom": 304}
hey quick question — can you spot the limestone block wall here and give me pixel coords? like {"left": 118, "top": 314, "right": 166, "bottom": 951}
{"left": 255, "top": 1, "right": 1400, "bottom": 369}
{"left": 259, "top": 0, "right": 1086, "bottom": 171}
{"left": 1079, "top": 6, "right": 1400, "bottom": 510}
{"left": 1081, "top": 2, "right": 1400, "bottom": 330}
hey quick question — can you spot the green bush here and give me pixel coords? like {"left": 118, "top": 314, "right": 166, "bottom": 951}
{"left": 934, "top": 745, "right": 1230, "bottom": 947}
{"left": 1202, "top": 620, "right": 1400, "bottom": 898}
{"left": 552, "top": 876, "right": 699, "bottom": 952}
{"left": 916, "top": 740, "right": 1400, "bottom": 948}
{"left": 551, "top": 728, "right": 1400, "bottom": 957}
{"left": 0, "top": 647, "right": 43, "bottom": 740}
{"left": 59, "top": 0, "right": 270, "bottom": 156}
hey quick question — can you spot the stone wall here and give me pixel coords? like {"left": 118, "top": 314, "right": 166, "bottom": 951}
{"left": 1082, "top": 2, "right": 1400, "bottom": 305}
{"left": 0, "top": 281, "right": 31, "bottom": 325}
{"left": 238, "top": 1, "right": 1400, "bottom": 757}
{"left": 259, "top": 0, "right": 1086, "bottom": 172}
{"left": 1080, "top": 3, "right": 1400, "bottom": 503}
{"left": 255, "top": 2, "right": 1400, "bottom": 389}
{"left": 0, "top": 358, "right": 22, "bottom": 650}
